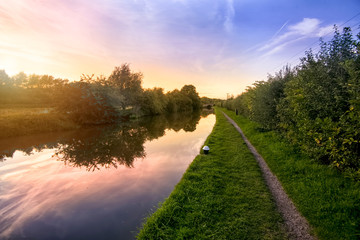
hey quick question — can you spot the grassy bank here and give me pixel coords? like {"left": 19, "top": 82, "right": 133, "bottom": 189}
{"left": 222, "top": 108, "right": 360, "bottom": 240}
{"left": 137, "top": 108, "right": 287, "bottom": 239}
{"left": 0, "top": 108, "right": 79, "bottom": 138}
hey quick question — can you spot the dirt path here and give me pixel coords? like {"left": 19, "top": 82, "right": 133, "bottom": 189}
{"left": 223, "top": 112, "right": 315, "bottom": 240}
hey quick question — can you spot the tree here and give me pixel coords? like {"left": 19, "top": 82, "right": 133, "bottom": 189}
{"left": 55, "top": 81, "right": 117, "bottom": 125}
{"left": 226, "top": 26, "right": 360, "bottom": 176}
{"left": 140, "top": 88, "right": 168, "bottom": 115}
{"left": 12, "top": 72, "right": 27, "bottom": 87}
{"left": 180, "top": 84, "right": 201, "bottom": 110}
{"left": 166, "top": 89, "right": 192, "bottom": 113}
{"left": 39, "top": 75, "right": 55, "bottom": 88}
{"left": 108, "top": 64, "right": 143, "bottom": 109}
{"left": 27, "top": 74, "right": 40, "bottom": 88}
{"left": 276, "top": 27, "right": 360, "bottom": 172}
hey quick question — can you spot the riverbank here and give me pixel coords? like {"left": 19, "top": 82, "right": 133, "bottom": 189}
{"left": 222, "top": 108, "right": 360, "bottom": 240}
{"left": 137, "top": 108, "right": 287, "bottom": 239}
{"left": 0, "top": 108, "right": 79, "bottom": 138}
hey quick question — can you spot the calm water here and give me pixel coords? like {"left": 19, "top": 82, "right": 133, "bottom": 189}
{"left": 0, "top": 111, "right": 215, "bottom": 240}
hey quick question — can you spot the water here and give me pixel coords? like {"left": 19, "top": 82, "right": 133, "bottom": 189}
{"left": 0, "top": 111, "right": 215, "bottom": 240}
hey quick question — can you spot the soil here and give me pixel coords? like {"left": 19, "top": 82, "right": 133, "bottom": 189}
{"left": 223, "top": 112, "right": 315, "bottom": 240}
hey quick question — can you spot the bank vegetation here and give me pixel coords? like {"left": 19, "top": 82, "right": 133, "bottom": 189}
{"left": 0, "top": 64, "right": 215, "bottom": 138}
{"left": 222, "top": 26, "right": 360, "bottom": 179}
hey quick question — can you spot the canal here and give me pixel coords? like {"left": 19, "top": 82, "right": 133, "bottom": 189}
{"left": 0, "top": 111, "right": 215, "bottom": 239}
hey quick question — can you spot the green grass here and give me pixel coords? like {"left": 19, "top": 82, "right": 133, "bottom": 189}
{"left": 0, "top": 107, "right": 79, "bottom": 138}
{"left": 137, "top": 108, "right": 287, "bottom": 239}
{"left": 222, "top": 108, "right": 360, "bottom": 240}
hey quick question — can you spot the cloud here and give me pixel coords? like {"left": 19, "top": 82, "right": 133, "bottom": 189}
{"left": 0, "top": 0, "right": 240, "bottom": 78}
{"left": 271, "top": 20, "right": 289, "bottom": 40}
{"left": 260, "top": 36, "right": 307, "bottom": 57}
{"left": 223, "top": 0, "right": 235, "bottom": 33}
{"left": 288, "top": 18, "right": 321, "bottom": 35}
{"left": 258, "top": 18, "right": 334, "bottom": 56}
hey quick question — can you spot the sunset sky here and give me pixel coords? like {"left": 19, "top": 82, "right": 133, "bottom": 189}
{"left": 0, "top": 0, "right": 359, "bottom": 98}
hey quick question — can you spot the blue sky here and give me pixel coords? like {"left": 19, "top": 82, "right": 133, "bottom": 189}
{"left": 0, "top": 0, "right": 359, "bottom": 98}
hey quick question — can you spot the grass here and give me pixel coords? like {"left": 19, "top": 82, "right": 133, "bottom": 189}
{"left": 0, "top": 107, "right": 79, "bottom": 138}
{"left": 222, "top": 108, "right": 360, "bottom": 240}
{"left": 137, "top": 108, "right": 287, "bottom": 239}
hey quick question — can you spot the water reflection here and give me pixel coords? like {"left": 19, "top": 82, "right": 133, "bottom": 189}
{"left": 0, "top": 110, "right": 212, "bottom": 171}
{"left": 0, "top": 111, "right": 215, "bottom": 240}
{"left": 56, "top": 125, "right": 148, "bottom": 170}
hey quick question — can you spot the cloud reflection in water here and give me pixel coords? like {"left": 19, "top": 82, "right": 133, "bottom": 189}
{"left": 0, "top": 112, "right": 215, "bottom": 239}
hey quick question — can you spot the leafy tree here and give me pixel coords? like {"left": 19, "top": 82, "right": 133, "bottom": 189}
{"left": 277, "top": 27, "right": 358, "bottom": 161}
{"left": 2, "top": 63, "right": 204, "bottom": 127}
{"left": 39, "top": 75, "right": 55, "bottom": 88}
{"left": 140, "top": 88, "right": 168, "bottom": 115}
{"left": 55, "top": 81, "right": 117, "bottom": 124}
{"left": 241, "top": 67, "right": 294, "bottom": 130}
{"left": 108, "top": 64, "right": 143, "bottom": 109}
{"left": 166, "top": 89, "right": 192, "bottom": 113}
{"left": 12, "top": 72, "right": 27, "bottom": 87}
{"left": 180, "top": 84, "right": 201, "bottom": 110}
{"left": 324, "top": 37, "right": 360, "bottom": 175}
{"left": 232, "top": 87, "right": 255, "bottom": 118}
{"left": 225, "top": 26, "right": 360, "bottom": 177}
{"left": 27, "top": 74, "right": 41, "bottom": 88}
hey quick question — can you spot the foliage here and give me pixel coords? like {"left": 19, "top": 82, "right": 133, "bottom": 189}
{"left": 140, "top": 88, "right": 168, "bottom": 115}
{"left": 180, "top": 84, "right": 202, "bottom": 110}
{"left": 278, "top": 27, "right": 359, "bottom": 172}
{"left": 107, "top": 64, "right": 143, "bottom": 109}
{"left": 55, "top": 81, "right": 118, "bottom": 125}
{"left": 0, "top": 64, "right": 205, "bottom": 126}
{"left": 224, "top": 26, "right": 360, "bottom": 177}
{"left": 165, "top": 89, "right": 192, "bottom": 113}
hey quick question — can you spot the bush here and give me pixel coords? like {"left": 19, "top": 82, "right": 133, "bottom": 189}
{"left": 223, "top": 26, "right": 360, "bottom": 177}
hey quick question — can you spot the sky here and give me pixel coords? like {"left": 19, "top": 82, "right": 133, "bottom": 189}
{"left": 0, "top": 0, "right": 359, "bottom": 99}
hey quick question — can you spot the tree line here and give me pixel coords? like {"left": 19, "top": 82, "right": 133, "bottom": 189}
{"left": 0, "top": 64, "right": 202, "bottom": 124}
{"left": 222, "top": 26, "right": 360, "bottom": 178}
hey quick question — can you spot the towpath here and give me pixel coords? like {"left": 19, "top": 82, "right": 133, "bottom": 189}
{"left": 223, "top": 112, "right": 315, "bottom": 240}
